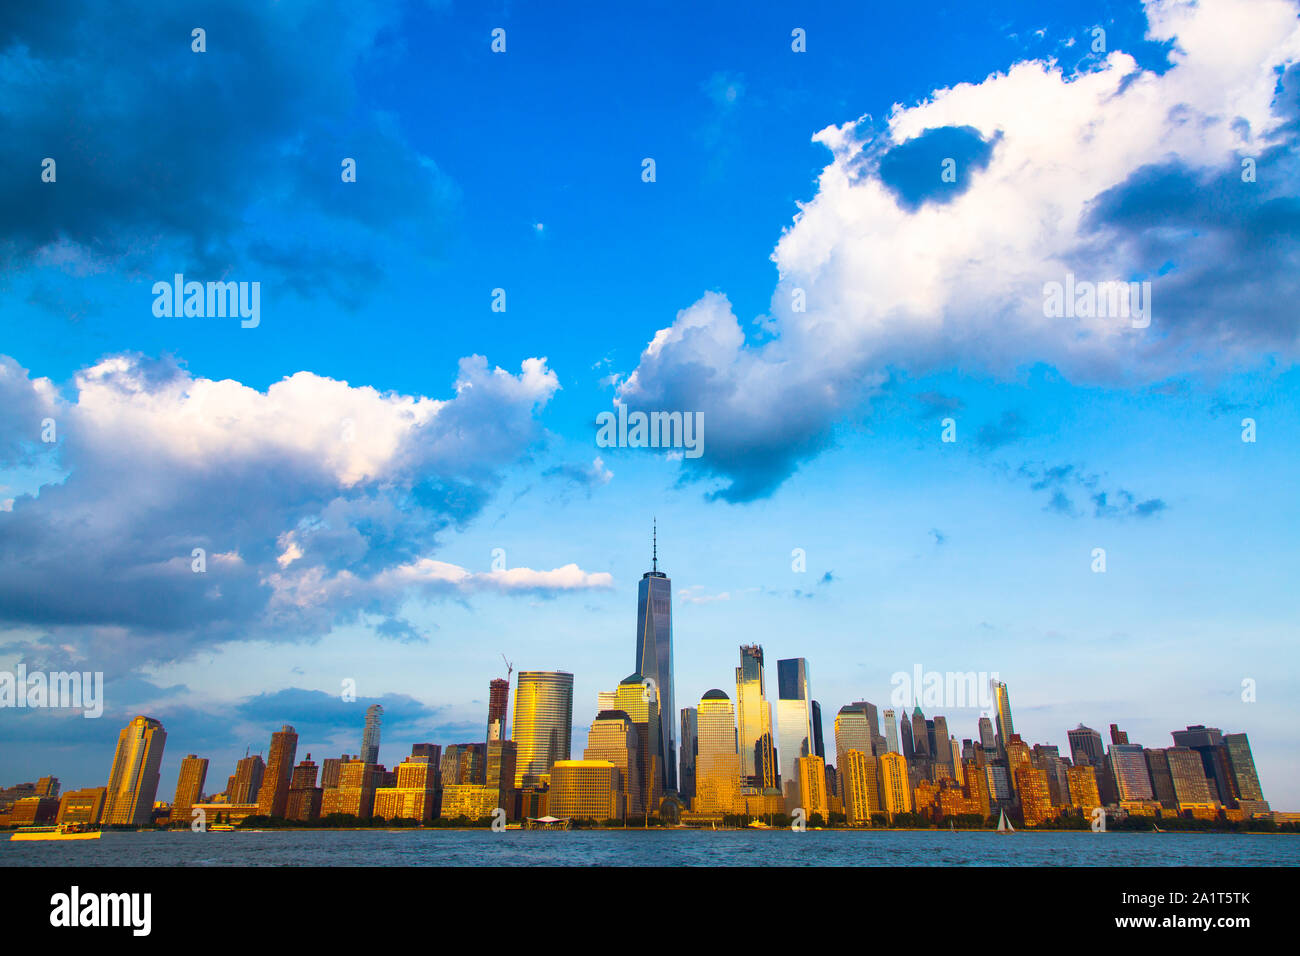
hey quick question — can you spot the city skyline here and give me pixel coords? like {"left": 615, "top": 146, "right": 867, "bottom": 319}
{"left": 2, "top": 0, "right": 1298, "bottom": 813}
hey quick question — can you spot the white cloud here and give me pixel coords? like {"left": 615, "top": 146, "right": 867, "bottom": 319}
{"left": 619, "top": 0, "right": 1300, "bottom": 500}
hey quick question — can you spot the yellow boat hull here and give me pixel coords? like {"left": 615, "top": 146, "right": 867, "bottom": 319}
{"left": 10, "top": 830, "right": 102, "bottom": 841}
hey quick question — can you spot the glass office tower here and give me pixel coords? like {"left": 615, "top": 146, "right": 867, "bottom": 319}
{"left": 361, "top": 704, "right": 383, "bottom": 765}
{"left": 512, "top": 671, "right": 574, "bottom": 787}
{"left": 636, "top": 524, "right": 676, "bottom": 794}
{"left": 776, "top": 658, "right": 815, "bottom": 792}
{"left": 993, "top": 681, "right": 1014, "bottom": 754}
{"left": 736, "top": 645, "right": 777, "bottom": 790}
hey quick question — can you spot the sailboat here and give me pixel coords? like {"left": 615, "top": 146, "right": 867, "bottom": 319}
{"left": 950, "top": 820, "right": 956, "bottom": 832}
{"left": 996, "top": 809, "right": 1015, "bottom": 833}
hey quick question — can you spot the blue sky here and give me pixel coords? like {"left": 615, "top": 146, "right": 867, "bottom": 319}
{"left": 2, "top": 0, "right": 1298, "bottom": 809}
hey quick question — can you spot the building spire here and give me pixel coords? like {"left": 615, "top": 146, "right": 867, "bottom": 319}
{"left": 652, "top": 517, "right": 657, "bottom": 573}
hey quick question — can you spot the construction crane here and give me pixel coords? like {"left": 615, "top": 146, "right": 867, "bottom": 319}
{"left": 501, "top": 654, "right": 513, "bottom": 682}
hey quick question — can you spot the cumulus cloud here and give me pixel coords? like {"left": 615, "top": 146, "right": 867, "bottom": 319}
{"left": 0, "top": 351, "right": 610, "bottom": 671}
{"left": 618, "top": 0, "right": 1300, "bottom": 501}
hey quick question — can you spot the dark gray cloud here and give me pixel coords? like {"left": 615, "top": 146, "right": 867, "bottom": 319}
{"left": 0, "top": 1, "right": 455, "bottom": 302}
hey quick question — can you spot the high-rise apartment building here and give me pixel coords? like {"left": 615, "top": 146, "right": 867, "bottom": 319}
{"left": 1166, "top": 746, "right": 1213, "bottom": 808}
{"left": 1223, "top": 732, "right": 1268, "bottom": 813}
{"left": 841, "top": 749, "right": 878, "bottom": 823}
{"left": 512, "top": 671, "right": 574, "bottom": 787}
{"left": 361, "top": 705, "right": 383, "bottom": 765}
{"left": 230, "top": 753, "right": 265, "bottom": 804}
{"left": 258, "top": 724, "right": 298, "bottom": 818}
{"left": 993, "top": 681, "right": 1014, "bottom": 754}
{"left": 172, "top": 754, "right": 208, "bottom": 826}
{"left": 1109, "top": 744, "right": 1155, "bottom": 803}
{"left": 103, "top": 715, "right": 167, "bottom": 826}
{"left": 876, "top": 752, "right": 911, "bottom": 817}
{"left": 635, "top": 523, "right": 676, "bottom": 794}
{"left": 795, "top": 755, "right": 828, "bottom": 819}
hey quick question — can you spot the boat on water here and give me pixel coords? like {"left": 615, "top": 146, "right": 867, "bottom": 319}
{"left": 208, "top": 823, "right": 236, "bottom": 831}
{"left": 746, "top": 820, "right": 771, "bottom": 829}
{"left": 996, "top": 809, "right": 1016, "bottom": 834}
{"left": 10, "top": 824, "right": 102, "bottom": 842}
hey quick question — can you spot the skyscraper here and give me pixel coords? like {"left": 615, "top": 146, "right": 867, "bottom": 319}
{"left": 614, "top": 673, "right": 661, "bottom": 811}
{"left": 487, "top": 678, "right": 510, "bottom": 742}
{"left": 1171, "top": 725, "right": 1236, "bottom": 807}
{"left": 361, "top": 705, "right": 383, "bottom": 765}
{"left": 584, "top": 710, "right": 640, "bottom": 817}
{"left": 735, "top": 645, "right": 777, "bottom": 790}
{"left": 834, "top": 705, "right": 872, "bottom": 767}
{"left": 230, "top": 753, "right": 265, "bottom": 804}
{"left": 978, "top": 715, "right": 996, "bottom": 753}
{"left": 103, "top": 715, "right": 167, "bottom": 826}
{"left": 258, "top": 724, "right": 298, "bottom": 818}
{"left": 811, "top": 700, "right": 826, "bottom": 761}
{"left": 512, "top": 670, "right": 574, "bottom": 787}
{"left": 882, "top": 708, "right": 900, "bottom": 754}
{"left": 694, "top": 689, "right": 742, "bottom": 814}
{"left": 1067, "top": 724, "right": 1105, "bottom": 766}
{"left": 1108, "top": 744, "right": 1155, "bottom": 802}
{"left": 776, "top": 657, "right": 815, "bottom": 794}
{"left": 635, "top": 522, "right": 676, "bottom": 794}
{"left": 1223, "top": 732, "right": 1268, "bottom": 813}
{"left": 172, "top": 754, "right": 208, "bottom": 826}
{"left": 993, "top": 681, "right": 1014, "bottom": 754}
{"left": 679, "top": 707, "right": 698, "bottom": 803}
{"left": 911, "top": 706, "right": 929, "bottom": 759}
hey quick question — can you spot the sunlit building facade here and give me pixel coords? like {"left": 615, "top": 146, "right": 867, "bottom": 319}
{"left": 795, "top": 755, "right": 828, "bottom": 818}
{"left": 549, "top": 760, "right": 623, "bottom": 821}
{"left": 258, "top": 725, "right": 298, "bottom": 818}
{"left": 694, "top": 689, "right": 743, "bottom": 814}
{"left": 103, "top": 715, "right": 167, "bottom": 826}
{"left": 171, "top": 754, "right": 208, "bottom": 826}
{"left": 636, "top": 527, "right": 676, "bottom": 795}
{"left": 512, "top": 670, "right": 574, "bottom": 787}
{"left": 735, "top": 645, "right": 777, "bottom": 790}
{"left": 776, "top": 658, "right": 815, "bottom": 797}
{"left": 877, "top": 752, "right": 911, "bottom": 817}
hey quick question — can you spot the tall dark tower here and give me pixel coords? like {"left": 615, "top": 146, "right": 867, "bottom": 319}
{"left": 487, "top": 678, "right": 510, "bottom": 742}
{"left": 636, "top": 519, "right": 676, "bottom": 795}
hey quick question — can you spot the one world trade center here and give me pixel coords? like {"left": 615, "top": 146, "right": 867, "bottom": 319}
{"left": 636, "top": 521, "right": 676, "bottom": 796}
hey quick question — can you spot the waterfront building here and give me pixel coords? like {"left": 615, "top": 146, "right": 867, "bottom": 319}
{"left": 103, "top": 715, "right": 167, "bottom": 826}
{"left": 258, "top": 725, "right": 298, "bottom": 818}
{"left": 635, "top": 523, "right": 676, "bottom": 794}
{"left": 512, "top": 671, "right": 574, "bottom": 787}
{"left": 735, "top": 645, "right": 777, "bottom": 791}
{"left": 172, "top": 754, "right": 208, "bottom": 826}
{"left": 549, "top": 759, "right": 623, "bottom": 821}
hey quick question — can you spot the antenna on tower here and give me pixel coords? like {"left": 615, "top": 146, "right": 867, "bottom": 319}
{"left": 653, "top": 517, "right": 657, "bottom": 573}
